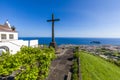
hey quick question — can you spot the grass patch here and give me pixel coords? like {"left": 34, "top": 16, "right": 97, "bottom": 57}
{"left": 80, "top": 51, "right": 120, "bottom": 80}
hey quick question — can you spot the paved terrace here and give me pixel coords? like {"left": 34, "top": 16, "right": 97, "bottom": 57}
{"left": 47, "top": 49, "right": 74, "bottom": 80}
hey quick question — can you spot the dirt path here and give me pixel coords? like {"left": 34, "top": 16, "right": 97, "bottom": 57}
{"left": 46, "top": 49, "right": 74, "bottom": 80}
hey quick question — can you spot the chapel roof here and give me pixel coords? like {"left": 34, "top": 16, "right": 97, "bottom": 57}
{"left": 0, "top": 20, "right": 17, "bottom": 32}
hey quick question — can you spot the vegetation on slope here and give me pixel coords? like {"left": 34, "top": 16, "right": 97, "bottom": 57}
{"left": 72, "top": 47, "right": 79, "bottom": 80}
{"left": 80, "top": 51, "right": 120, "bottom": 80}
{"left": 0, "top": 46, "right": 56, "bottom": 80}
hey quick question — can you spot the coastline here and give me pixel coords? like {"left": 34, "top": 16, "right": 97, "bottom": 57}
{"left": 19, "top": 37, "right": 120, "bottom": 46}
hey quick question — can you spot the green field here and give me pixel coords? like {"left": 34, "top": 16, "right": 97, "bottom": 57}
{"left": 80, "top": 51, "right": 120, "bottom": 80}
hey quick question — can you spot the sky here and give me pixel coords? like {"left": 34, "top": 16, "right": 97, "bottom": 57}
{"left": 0, "top": 0, "right": 120, "bottom": 38}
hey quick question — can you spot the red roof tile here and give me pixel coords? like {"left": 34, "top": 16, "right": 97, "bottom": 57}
{"left": 0, "top": 25, "right": 16, "bottom": 32}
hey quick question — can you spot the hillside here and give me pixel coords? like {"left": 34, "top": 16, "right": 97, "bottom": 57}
{"left": 80, "top": 51, "right": 120, "bottom": 80}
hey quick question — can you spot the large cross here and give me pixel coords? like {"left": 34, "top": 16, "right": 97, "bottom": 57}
{"left": 47, "top": 13, "right": 60, "bottom": 49}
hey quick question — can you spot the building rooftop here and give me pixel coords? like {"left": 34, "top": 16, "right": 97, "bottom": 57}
{"left": 0, "top": 20, "right": 17, "bottom": 32}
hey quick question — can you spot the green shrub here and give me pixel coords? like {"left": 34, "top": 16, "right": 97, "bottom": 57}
{"left": 72, "top": 73, "right": 78, "bottom": 80}
{"left": 0, "top": 46, "right": 56, "bottom": 80}
{"left": 72, "top": 47, "right": 79, "bottom": 80}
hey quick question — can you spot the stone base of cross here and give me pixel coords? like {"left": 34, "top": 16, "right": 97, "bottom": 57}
{"left": 49, "top": 42, "right": 57, "bottom": 49}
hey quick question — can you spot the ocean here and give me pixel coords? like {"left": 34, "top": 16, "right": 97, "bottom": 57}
{"left": 18, "top": 37, "right": 120, "bottom": 46}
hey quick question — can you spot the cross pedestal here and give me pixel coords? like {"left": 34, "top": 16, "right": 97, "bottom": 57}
{"left": 49, "top": 42, "right": 57, "bottom": 49}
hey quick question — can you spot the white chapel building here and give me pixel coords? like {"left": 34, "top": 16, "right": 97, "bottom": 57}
{"left": 0, "top": 20, "right": 38, "bottom": 54}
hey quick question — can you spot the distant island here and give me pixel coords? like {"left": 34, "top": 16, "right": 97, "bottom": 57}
{"left": 90, "top": 41, "right": 101, "bottom": 44}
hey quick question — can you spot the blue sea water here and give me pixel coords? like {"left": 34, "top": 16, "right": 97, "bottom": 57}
{"left": 18, "top": 37, "right": 120, "bottom": 46}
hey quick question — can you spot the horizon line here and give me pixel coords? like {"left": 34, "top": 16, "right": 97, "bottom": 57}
{"left": 18, "top": 36, "right": 120, "bottom": 38}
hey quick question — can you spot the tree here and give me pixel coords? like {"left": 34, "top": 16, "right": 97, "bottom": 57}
{"left": 11, "top": 26, "right": 16, "bottom": 31}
